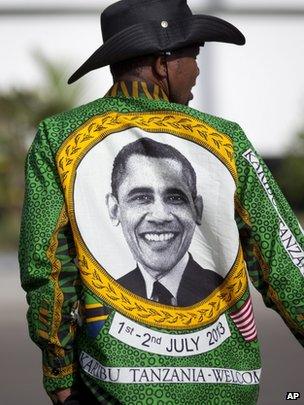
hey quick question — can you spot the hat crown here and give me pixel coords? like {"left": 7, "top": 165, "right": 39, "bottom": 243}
{"left": 68, "top": 0, "right": 245, "bottom": 84}
{"left": 101, "top": 0, "right": 192, "bottom": 42}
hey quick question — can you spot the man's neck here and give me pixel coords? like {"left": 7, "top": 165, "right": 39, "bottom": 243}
{"left": 115, "top": 74, "right": 169, "bottom": 99}
{"left": 105, "top": 79, "right": 169, "bottom": 101}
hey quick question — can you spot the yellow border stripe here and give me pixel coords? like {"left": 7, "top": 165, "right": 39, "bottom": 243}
{"left": 39, "top": 308, "right": 48, "bottom": 316}
{"left": 43, "top": 363, "right": 77, "bottom": 378}
{"left": 110, "top": 82, "right": 118, "bottom": 97}
{"left": 132, "top": 81, "right": 139, "bottom": 98}
{"left": 120, "top": 81, "right": 130, "bottom": 98}
{"left": 153, "top": 84, "right": 160, "bottom": 100}
{"left": 85, "top": 303, "right": 103, "bottom": 309}
{"left": 86, "top": 315, "right": 108, "bottom": 323}
{"left": 46, "top": 207, "right": 68, "bottom": 357}
{"left": 39, "top": 315, "right": 49, "bottom": 326}
{"left": 160, "top": 88, "right": 169, "bottom": 101}
{"left": 235, "top": 196, "right": 251, "bottom": 226}
{"left": 38, "top": 330, "right": 49, "bottom": 339}
{"left": 141, "top": 81, "right": 153, "bottom": 99}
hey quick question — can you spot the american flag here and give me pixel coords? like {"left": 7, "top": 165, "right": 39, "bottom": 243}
{"left": 230, "top": 297, "right": 257, "bottom": 342}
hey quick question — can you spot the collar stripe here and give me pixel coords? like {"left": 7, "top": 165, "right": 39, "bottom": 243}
{"left": 110, "top": 82, "right": 118, "bottom": 97}
{"left": 160, "top": 87, "right": 169, "bottom": 101}
{"left": 141, "top": 81, "right": 153, "bottom": 100}
{"left": 153, "top": 84, "right": 160, "bottom": 100}
{"left": 120, "top": 81, "right": 130, "bottom": 98}
{"left": 104, "top": 81, "right": 168, "bottom": 101}
{"left": 132, "top": 81, "right": 139, "bottom": 98}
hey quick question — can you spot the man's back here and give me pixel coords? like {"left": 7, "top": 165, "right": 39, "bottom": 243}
{"left": 20, "top": 81, "right": 304, "bottom": 404}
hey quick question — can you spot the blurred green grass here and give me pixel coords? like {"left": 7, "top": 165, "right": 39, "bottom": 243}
{"left": 0, "top": 51, "right": 83, "bottom": 251}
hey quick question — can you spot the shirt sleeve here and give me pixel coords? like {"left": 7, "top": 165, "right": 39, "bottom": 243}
{"left": 19, "top": 121, "right": 81, "bottom": 393}
{"left": 233, "top": 124, "right": 304, "bottom": 346}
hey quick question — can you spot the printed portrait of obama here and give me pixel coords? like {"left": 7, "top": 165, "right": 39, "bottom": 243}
{"left": 106, "top": 137, "right": 223, "bottom": 307}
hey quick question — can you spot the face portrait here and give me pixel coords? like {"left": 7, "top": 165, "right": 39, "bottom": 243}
{"left": 167, "top": 45, "right": 200, "bottom": 105}
{"left": 106, "top": 151, "right": 203, "bottom": 279}
{"left": 74, "top": 129, "right": 239, "bottom": 288}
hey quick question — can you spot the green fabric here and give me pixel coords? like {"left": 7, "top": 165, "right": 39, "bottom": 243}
{"left": 19, "top": 87, "right": 304, "bottom": 404}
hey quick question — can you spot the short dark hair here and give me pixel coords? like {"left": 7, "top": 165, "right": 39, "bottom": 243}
{"left": 110, "top": 54, "right": 155, "bottom": 81}
{"left": 111, "top": 138, "right": 197, "bottom": 200}
{"left": 110, "top": 45, "right": 200, "bottom": 80}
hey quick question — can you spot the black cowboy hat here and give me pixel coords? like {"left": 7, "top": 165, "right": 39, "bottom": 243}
{"left": 68, "top": 0, "right": 245, "bottom": 84}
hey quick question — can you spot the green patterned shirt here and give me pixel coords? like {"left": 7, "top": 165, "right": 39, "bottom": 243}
{"left": 19, "top": 81, "right": 304, "bottom": 404}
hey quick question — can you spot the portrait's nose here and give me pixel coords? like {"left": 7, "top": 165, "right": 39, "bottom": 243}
{"left": 146, "top": 198, "right": 173, "bottom": 223}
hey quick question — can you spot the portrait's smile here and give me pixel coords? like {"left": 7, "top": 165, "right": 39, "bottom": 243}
{"left": 142, "top": 232, "right": 176, "bottom": 242}
{"left": 139, "top": 231, "right": 180, "bottom": 251}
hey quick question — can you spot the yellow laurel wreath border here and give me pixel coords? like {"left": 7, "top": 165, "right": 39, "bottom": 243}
{"left": 56, "top": 111, "right": 247, "bottom": 329}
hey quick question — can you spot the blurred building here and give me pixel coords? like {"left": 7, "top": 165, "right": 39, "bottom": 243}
{"left": 1, "top": 0, "right": 304, "bottom": 156}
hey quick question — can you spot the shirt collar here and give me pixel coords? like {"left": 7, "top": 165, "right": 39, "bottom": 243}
{"left": 104, "top": 80, "right": 169, "bottom": 101}
{"left": 137, "top": 252, "right": 190, "bottom": 305}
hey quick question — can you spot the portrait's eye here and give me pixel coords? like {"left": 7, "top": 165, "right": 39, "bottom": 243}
{"left": 167, "top": 193, "right": 188, "bottom": 204}
{"left": 132, "top": 194, "right": 152, "bottom": 203}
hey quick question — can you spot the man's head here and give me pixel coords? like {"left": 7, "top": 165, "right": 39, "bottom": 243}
{"left": 110, "top": 45, "right": 200, "bottom": 105}
{"left": 68, "top": 0, "right": 245, "bottom": 85}
{"left": 106, "top": 138, "right": 203, "bottom": 277}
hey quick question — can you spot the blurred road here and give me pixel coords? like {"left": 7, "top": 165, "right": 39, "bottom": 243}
{"left": 1, "top": 253, "right": 303, "bottom": 405}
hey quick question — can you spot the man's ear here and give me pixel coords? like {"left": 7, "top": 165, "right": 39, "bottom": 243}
{"left": 153, "top": 55, "right": 168, "bottom": 78}
{"left": 194, "top": 195, "right": 203, "bottom": 226}
{"left": 105, "top": 193, "right": 120, "bottom": 226}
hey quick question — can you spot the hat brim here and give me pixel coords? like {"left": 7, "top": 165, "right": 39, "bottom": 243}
{"left": 68, "top": 14, "right": 245, "bottom": 84}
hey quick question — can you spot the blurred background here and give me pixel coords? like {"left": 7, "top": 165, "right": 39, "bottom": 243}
{"left": 0, "top": 0, "right": 304, "bottom": 404}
